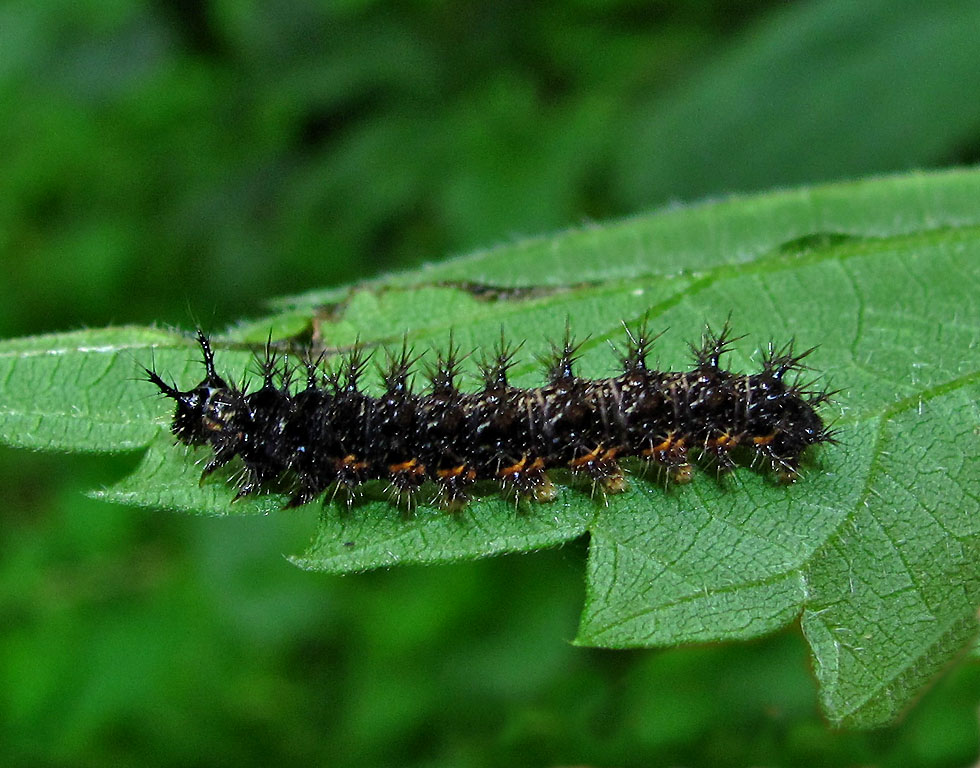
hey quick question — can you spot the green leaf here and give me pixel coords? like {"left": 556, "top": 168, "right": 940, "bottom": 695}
{"left": 611, "top": 0, "right": 980, "bottom": 207}
{"left": 1, "top": 168, "right": 978, "bottom": 728}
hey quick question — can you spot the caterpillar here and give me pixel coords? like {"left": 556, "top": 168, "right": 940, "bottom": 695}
{"left": 145, "top": 324, "right": 835, "bottom": 510}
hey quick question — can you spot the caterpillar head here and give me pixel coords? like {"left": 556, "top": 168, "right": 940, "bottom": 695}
{"left": 145, "top": 332, "right": 243, "bottom": 446}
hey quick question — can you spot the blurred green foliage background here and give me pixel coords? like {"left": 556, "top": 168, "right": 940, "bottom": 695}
{"left": 2, "top": 0, "right": 979, "bottom": 765}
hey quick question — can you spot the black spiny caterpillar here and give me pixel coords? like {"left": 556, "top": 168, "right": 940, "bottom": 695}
{"left": 145, "top": 324, "right": 835, "bottom": 510}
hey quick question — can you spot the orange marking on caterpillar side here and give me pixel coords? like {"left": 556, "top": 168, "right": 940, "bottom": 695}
{"left": 340, "top": 454, "right": 369, "bottom": 471}
{"left": 569, "top": 447, "right": 603, "bottom": 470}
{"left": 753, "top": 433, "right": 777, "bottom": 446}
{"left": 643, "top": 434, "right": 686, "bottom": 458}
{"left": 437, "top": 465, "right": 476, "bottom": 481}
{"left": 499, "top": 456, "right": 546, "bottom": 478}
{"left": 499, "top": 456, "right": 528, "bottom": 477}
{"left": 707, "top": 433, "right": 740, "bottom": 453}
{"left": 389, "top": 458, "right": 426, "bottom": 476}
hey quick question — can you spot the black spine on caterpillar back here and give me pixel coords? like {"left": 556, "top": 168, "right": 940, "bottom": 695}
{"left": 231, "top": 342, "right": 296, "bottom": 497}
{"left": 145, "top": 324, "right": 836, "bottom": 509}
{"left": 280, "top": 355, "right": 335, "bottom": 506}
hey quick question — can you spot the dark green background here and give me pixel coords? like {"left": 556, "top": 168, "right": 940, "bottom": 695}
{"left": 2, "top": 1, "right": 979, "bottom": 765}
